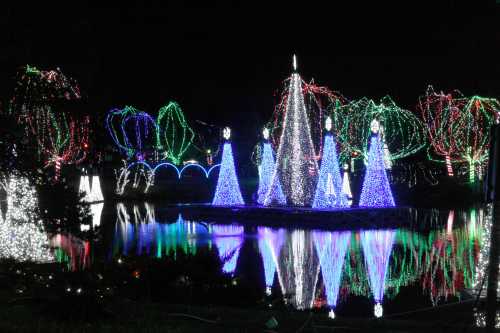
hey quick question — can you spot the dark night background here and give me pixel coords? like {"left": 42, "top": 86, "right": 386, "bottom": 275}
{"left": 1, "top": 1, "right": 499, "bottom": 161}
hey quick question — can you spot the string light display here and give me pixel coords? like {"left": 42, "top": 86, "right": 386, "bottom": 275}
{"left": 276, "top": 230, "right": 320, "bottom": 310}
{"left": 342, "top": 164, "right": 353, "bottom": 206}
{"left": 213, "top": 225, "right": 244, "bottom": 275}
{"left": 360, "top": 230, "right": 395, "bottom": 318}
{"left": 257, "top": 128, "right": 285, "bottom": 205}
{"left": 106, "top": 106, "right": 158, "bottom": 159}
{"left": 156, "top": 101, "right": 195, "bottom": 165}
{"left": 313, "top": 230, "right": 350, "bottom": 318}
{"left": 265, "top": 59, "right": 318, "bottom": 206}
{"left": 79, "top": 175, "right": 92, "bottom": 203}
{"left": 9, "top": 65, "right": 81, "bottom": 129}
{"left": 257, "top": 227, "right": 285, "bottom": 295}
{"left": 418, "top": 86, "right": 500, "bottom": 181}
{"left": 89, "top": 175, "right": 104, "bottom": 202}
{"left": 212, "top": 128, "right": 244, "bottom": 206}
{"left": 312, "top": 118, "right": 348, "bottom": 209}
{"left": 0, "top": 175, "right": 53, "bottom": 262}
{"left": 103, "top": 204, "right": 483, "bottom": 314}
{"left": 112, "top": 204, "right": 205, "bottom": 259}
{"left": 359, "top": 132, "right": 395, "bottom": 208}
{"left": 336, "top": 96, "right": 426, "bottom": 166}
{"left": 269, "top": 65, "right": 347, "bottom": 158}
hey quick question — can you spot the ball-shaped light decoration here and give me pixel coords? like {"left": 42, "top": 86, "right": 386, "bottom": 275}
{"left": 223, "top": 127, "right": 231, "bottom": 140}
{"left": 263, "top": 127, "right": 270, "bottom": 140}
{"left": 374, "top": 303, "right": 383, "bottom": 318}
{"left": 370, "top": 119, "right": 380, "bottom": 134}
{"left": 325, "top": 116, "right": 332, "bottom": 131}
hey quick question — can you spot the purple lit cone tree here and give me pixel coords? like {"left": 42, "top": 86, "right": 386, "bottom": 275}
{"left": 212, "top": 127, "right": 244, "bottom": 206}
{"left": 359, "top": 132, "right": 395, "bottom": 208}
{"left": 312, "top": 132, "right": 348, "bottom": 209}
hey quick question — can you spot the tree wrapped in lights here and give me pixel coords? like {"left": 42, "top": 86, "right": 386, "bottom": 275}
{"left": 360, "top": 230, "right": 395, "bottom": 318}
{"left": 36, "top": 112, "right": 90, "bottom": 180}
{"left": 212, "top": 127, "right": 244, "bottom": 206}
{"left": 9, "top": 65, "right": 81, "bottom": 129}
{"left": 0, "top": 175, "right": 53, "bottom": 262}
{"left": 257, "top": 128, "right": 285, "bottom": 205}
{"left": 312, "top": 117, "right": 348, "bottom": 209}
{"left": 337, "top": 96, "right": 426, "bottom": 166}
{"left": 313, "top": 231, "right": 351, "bottom": 319}
{"left": 359, "top": 123, "right": 395, "bottom": 208}
{"left": 419, "top": 86, "right": 500, "bottom": 181}
{"left": 106, "top": 106, "right": 157, "bottom": 159}
{"left": 276, "top": 230, "right": 320, "bottom": 310}
{"left": 265, "top": 56, "right": 318, "bottom": 206}
{"left": 269, "top": 71, "right": 347, "bottom": 158}
{"left": 156, "top": 101, "right": 195, "bottom": 165}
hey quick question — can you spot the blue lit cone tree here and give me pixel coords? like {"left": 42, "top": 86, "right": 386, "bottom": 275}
{"left": 312, "top": 117, "right": 348, "bottom": 209}
{"left": 359, "top": 120, "right": 395, "bottom": 208}
{"left": 212, "top": 127, "right": 245, "bottom": 206}
{"left": 257, "top": 128, "right": 286, "bottom": 205}
{"left": 265, "top": 56, "right": 318, "bottom": 206}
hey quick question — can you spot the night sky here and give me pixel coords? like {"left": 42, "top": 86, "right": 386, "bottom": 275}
{"left": 1, "top": 2, "right": 499, "bottom": 157}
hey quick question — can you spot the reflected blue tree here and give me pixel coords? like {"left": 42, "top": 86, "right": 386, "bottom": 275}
{"left": 257, "top": 227, "right": 286, "bottom": 294}
{"left": 213, "top": 225, "right": 244, "bottom": 274}
{"left": 360, "top": 229, "right": 396, "bottom": 317}
{"left": 313, "top": 230, "right": 351, "bottom": 318}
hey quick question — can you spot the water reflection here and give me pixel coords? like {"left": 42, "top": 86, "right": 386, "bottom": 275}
{"left": 46, "top": 202, "right": 484, "bottom": 316}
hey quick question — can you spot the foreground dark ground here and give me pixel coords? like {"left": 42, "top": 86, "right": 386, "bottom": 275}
{"left": 0, "top": 256, "right": 492, "bottom": 333}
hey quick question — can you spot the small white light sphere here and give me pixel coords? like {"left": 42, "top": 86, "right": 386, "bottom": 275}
{"left": 223, "top": 127, "right": 231, "bottom": 140}
{"left": 370, "top": 119, "right": 380, "bottom": 134}
{"left": 263, "top": 127, "right": 270, "bottom": 140}
{"left": 265, "top": 286, "right": 272, "bottom": 296}
{"left": 325, "top": 116, "right": 332, "bottom": 131}
{"left": 374, "top": 303, "right": 383, "bottom": 318}
{"left": 328, "top": 309, "right": 335, "bottom": 319}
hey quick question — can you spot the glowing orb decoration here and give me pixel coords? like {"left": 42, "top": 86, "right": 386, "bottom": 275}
{"left": 223, "top": 126, "right": 231, "bottom": 140}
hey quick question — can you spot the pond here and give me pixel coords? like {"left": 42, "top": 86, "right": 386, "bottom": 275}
{"left": 5, "top": 201, "right": 488, "bottom": 322}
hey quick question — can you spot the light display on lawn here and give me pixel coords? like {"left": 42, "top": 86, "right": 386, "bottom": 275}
{"left": 156, "top": 101, "right": 195, "bottom": 165}
{"left": 265, "top": 56, "right": 319, "bottom": 206}
{"left": 419, "top": 86, "right": 500, "bottom": 181}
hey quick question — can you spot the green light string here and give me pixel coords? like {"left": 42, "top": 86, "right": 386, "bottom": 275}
{"left": 334, "top": 96, "right": 426, "bottom": 166}
{"left": 156, "top": 101, "right": 195, "bottom": 165}
{"left": 419, "top": 86, "right": 500, "bottom": 182}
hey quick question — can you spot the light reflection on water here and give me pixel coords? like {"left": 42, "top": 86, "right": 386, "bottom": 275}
{"left": 109, "top": 202, "right": 489, "bottom": 314}
{"left": 0, "top": 198, "right": 495, "bottom": 318}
